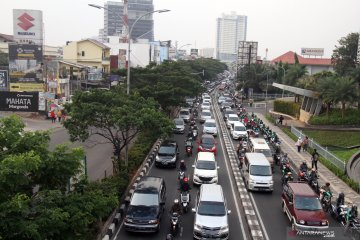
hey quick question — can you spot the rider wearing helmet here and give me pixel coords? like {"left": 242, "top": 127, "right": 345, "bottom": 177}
{"left": 179, "top": 160, "right": 186, "bottom": 172}
{"left": 282, "top": 163, "right": 291, "bottom": 176}
{"left": 180, "top": 177, "right": 191, "bottom": 192}
{"left": 300, "top": 161, "right": 308, "bottom": 173}
{"left": 320, "top": 182, "right": 331, "bottom": 202}
{"left": 309, "top": 168, "right": 318, "bottom": 182}
{"left": 171, "top": 199, "right": 182, "bottom": 214}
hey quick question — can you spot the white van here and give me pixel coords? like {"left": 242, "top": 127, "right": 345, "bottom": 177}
{"left": 241, "top": 153, "right": 273, "bottom": 192}
{"left": 192, "top": 152, "right": 219, "bottom": 185}
{"left": 192, "top": 184, "right": 230, "bottom": 239}
{"left": 249, "top": 138, "right": 274, "bottom": 170}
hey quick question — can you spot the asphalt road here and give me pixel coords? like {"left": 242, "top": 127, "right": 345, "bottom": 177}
{"left": 114, "top": 111, "right": 250, "bottom": 239}
{"left": 49, "top": 128, "right": 113, "bottom": 181}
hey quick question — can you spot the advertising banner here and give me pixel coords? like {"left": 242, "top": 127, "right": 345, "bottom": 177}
{"left": 13, "top": 9, "right": 43, "bottom": 45}
{"left": 301, "top": 48, "right": 324, "bottom": 56}
{"left": 0, "top": 70, "right": 9, "bottom": 91}
{"left": 0, "top": 91, "right": 39, "bottom": 112}
{"left": 8, "top": 43, "right": 43, "bottom": 91}
{"left": 9, "top": 83, "right": 44, "bottom": 92}
{"left": 190, "top": 48, "right": 199, "bottom": 56}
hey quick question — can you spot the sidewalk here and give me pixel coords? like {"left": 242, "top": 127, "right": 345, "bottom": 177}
{"left": 256, "top": 112, "right": 360, "bottom": 205}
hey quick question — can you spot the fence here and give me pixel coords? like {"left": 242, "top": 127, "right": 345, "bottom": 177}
{"left": 252, "top": 93, "right": 294, "bottom": 100}
{"left": 291, "top": 126, "right": 346, "bottom": 172}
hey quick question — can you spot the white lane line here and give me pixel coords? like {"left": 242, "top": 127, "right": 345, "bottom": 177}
{"left": 217, "top": 109, "right": 248, "bottom": 240}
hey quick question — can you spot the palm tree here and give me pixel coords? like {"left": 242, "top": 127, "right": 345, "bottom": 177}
{"left": 334, "top": 76, "right": 358, "bottom": 117}
{"left": 349, "top": 67, "right": 360, "bottom": 109}
{"left": 284, "top": 64, "right": 308, "bottom": 86}
{"left": 316, "top": 77, "right": 338, "bottom": 117}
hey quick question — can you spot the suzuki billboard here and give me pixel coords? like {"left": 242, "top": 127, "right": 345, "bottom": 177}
{"left": 13, "top": 9, "right": 43, "bottom": 45}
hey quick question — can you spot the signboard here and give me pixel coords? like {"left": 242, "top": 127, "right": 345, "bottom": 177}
{"left": 13, "top": 9, "right": 43, "bottom": 45}
{"left": 301, "top": 48, "right": 324, "bottom": 56}
{"left": 0, "top": 91, "right": 39, "bottom": 112}
{"left": 0, "top": 70, "right": 9, "bottom": 91}
{"left": 8, "top": 43, "right": 43, "bottom": 91}
{"left": 9, "top": 83, "right": 44, "bottom": 92}
{"left": 190, "top": 48, "right": 198, "bottom": 56}
{"left": 357, "top": 35, "right": 360, "bottom": 64}
{"left": 38, "top": 91, "right": 45, "bottom": 111}
{"left": 237, "top": 41, "right": 258, "bottom": 66}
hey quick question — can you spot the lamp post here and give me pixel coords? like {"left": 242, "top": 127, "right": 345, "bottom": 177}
{"left": 280, "top": 65, "right": 286, "bottom": 98}
{"left": 126, "top": 9, "right": 170, "bottom": 95}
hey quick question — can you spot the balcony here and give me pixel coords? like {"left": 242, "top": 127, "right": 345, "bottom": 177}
{"left": 102, "top": 57, "right": 110, "bottom": 65}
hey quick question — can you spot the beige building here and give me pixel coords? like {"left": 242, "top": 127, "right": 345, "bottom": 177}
{"left": 63, "top": 39, "right": 110, "bottom": 73}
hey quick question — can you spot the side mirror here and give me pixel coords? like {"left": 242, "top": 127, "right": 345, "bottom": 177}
{"left": 217, "top": 166, "right": 220, "bottom": 169}
{"left": 227, "top": 210, "right": 231, "bottom": 215}
{"left": 192, "top": 165, "right": 195, "bottom": 168}
{"left": 246, "top": 169, "right": 249, "bottom": 173}
{"left": 192, "top": 208, "right": 196, "bottom": 213}
{"left": 160, "top": 201, "right": 166, "bottom": 205}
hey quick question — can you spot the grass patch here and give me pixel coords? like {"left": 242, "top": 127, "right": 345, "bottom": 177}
{"left": 302, "top": 130, "right": 360, "bottom": 148}
{"left": 331, "top": 148, "right": 360, "bottom": 163}
{"left": 265, "top": 113, "right": 276, "bottom": 125}
{"left": 309, "top": 108, "right": 360, "bottom": 125}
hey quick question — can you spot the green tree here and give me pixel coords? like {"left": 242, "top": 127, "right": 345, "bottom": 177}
{"left": 296, "top": 71, "right": 335, "bottom": 90}
{"left": 63, "top": 88, "right": 173, "bottom": 170}
{"left": 284, "top": 64, "right": 307, "bottom": 86}
{"left": 331, "top": 32, "right": 359, "bottom": 76}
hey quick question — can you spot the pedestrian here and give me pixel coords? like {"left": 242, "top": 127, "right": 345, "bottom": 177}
{"left": 278, "top": 115, "right": 284, "bottom": 125}
{"left": 311, "top": 149, "right": 320, "bottom": 170}
{"left": 50, "top": 110, "right": 56, "bottom": 123}
{"left": 249, "top": 98, "right": 253, "bottom": 108}
{"left": 295, "top": 137, "right": 302, "bottom": 153}
{"left": 61, "top": 110, "right": 67, "bottom": 122}
{"left": 57, "top": 110, "right": 62, "bottom": 122}
{"left": 302, "top": 136, "right": 309, "bottom": 152}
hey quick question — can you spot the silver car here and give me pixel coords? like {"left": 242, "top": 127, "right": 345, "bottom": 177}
{"left": 203, "top": 119, "right": 217, "bottom": 136}
{"left": 200, "top": 110, "right": 212, "bottom": 123}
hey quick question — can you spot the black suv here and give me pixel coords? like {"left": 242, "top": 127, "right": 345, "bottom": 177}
{"left": 155, "top": 140, "right": 179, "bottom": 168}
{"left": 124, "top": 176, "right": 166, "bottom": 232}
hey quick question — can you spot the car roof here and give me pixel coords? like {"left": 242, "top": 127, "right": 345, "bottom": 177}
{"left": 228, "top": 114, "right": 238, "bottom": 118}
{"left": 245, "top": 153, "right": 270, "bottom": 166}
{"left": 233, "top": 122, "right": 245, "bottom": 127}
{"left": 197, "top": 152, "right": 216, "bottom": 162}
{"left": 200, "top": 184, "right": 224, "bottom": 202}
{"left": 202, "top": 109, "right": 211, "bottom": 113}
{"left": 250, "top": 138, "right": 270, "bottom": 150}
{"left": 204, "top": 119, "right": 216, "bottom": 123}
{"left": 180, "top": 108, "right": 190, "bottom": 112}
{"left": 174, "top": 118, "right": 184, "bottom": 122}
{"left": 225, "top": 109, "right": 235, "bottom": 113}
{"left": 161, "top": 139, "right": 177, "bottom": 146}
{"left": 135, "top": 176, "right": 164, "bottom": 193}
{"left": 202, "top": 134, "right": 215, "bottom": 140}
{"left": 288, "top": 182, "right": 317, "bottom": 197}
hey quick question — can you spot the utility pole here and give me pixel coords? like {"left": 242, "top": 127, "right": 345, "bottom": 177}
{"left": 122, "top": 0, "right": 129, "bottom": 43}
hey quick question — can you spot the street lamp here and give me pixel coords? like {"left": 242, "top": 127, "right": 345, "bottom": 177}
{"left": 126, "top": 9, "right": 170, "bottom": 95}
{"left": 279, "top": 65, "right": 286, "bottom": 98}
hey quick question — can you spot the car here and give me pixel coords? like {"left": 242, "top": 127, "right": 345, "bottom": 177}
{"left": 226, "top": 114, "right": 240, "bottom": 129}
{"left": 179, "top": 108, "right": 191, "bottom": 123}
{"left": 193, "top": 152, "right": 219, "bottom": 185}
{"left": 200, "top": 110, "right": 212, "bottom": 123}
{"left": 231, "top": 122, "right": 247, "bottom": 140}
{"left": 155, "top": 140, "right": 179, "bottom": 168}
{"left": 173, "top": 118, "right": 185, "bottom": 134}
{"left": 198, "top": 134, "right": 217, "bottom": 155}
{"left": 282, "top": 182, "right": 329, "bottom": 231}
{"left": 203, "top": 119, "right": 218, "bottom": 137}
{"left": 124, "top": 176, "right": 166, "bottom": 232}
{"left": 192, "top": 184, "right": 230, "bottom": 239}
{"left": 218, "top": 96, "right": 226, "bottom": 104}
{"left": 221, "top": 101, "right": 232, "bottom": 111}
{"left": 223, "top": 108, "right": 235, "bottom": 121}
{"left": 201, "top": 102, "right": 211, "bottom": 110}
{"left": 249, "top": 138, "right": 274, "bottom": 170}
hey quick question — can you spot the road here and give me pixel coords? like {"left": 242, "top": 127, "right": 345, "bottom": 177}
{"left": 49, "top": 128, "right": 113, "bottom": 181}
{"left": 114, "top": 109, "right": 250, "bottom": 239}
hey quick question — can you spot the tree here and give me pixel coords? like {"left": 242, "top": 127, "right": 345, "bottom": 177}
{"left": 283, "top": 64, "right": 307, "bottom": 86}
{"left": 63, "top": 88, "right": 174, "bottom": 170}
{"left": 316, "top": 76, "right": 338, "bottom": 116}
{"left": 296, "top": 71, "right": 335, "bottom": 90}
{"left": 331, "top": 32, "right": 359, "bottom": 76}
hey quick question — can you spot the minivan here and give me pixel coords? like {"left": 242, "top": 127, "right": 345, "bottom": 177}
{"left": 200, "top": 110, "right": 212, "bottom": 123}
{"left": 179, "top": 108, "right": 191, "bottom": 123}
{"left": 155, "top": 140, "right": 179, "bottom": 168}
{"left": 193, "top": 152, "right": 219, "bottom": 185}
{"left": 231, "top": 122, "right": 247, "bottom": 140}
{"left": 249, "top": 138, "right": 274, "bottom": 170}
{"left": 192, "top": 184, "right": 230, "bottom": 239}
{"left": 241, "top": 153, "right": 273, "bottom": 192}
{"left": 124, "top": 176, "right": 166, "bottom": 232}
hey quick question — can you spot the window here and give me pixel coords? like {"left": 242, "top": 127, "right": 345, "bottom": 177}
{"left": 81, "top": 51, "right": 85, "bottom": 56}
{"left": 198, "top": 201, "right": 226, "bottom": 216}
{"left": 131, "top": 193, "right": 159, "bottom": 206}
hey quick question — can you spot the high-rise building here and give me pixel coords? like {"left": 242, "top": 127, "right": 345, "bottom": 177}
{"left": 216, "top": 12, "right": 247, "bottom": 62}
{"left": 104, "top": 0, "right": 154, "bottom": 41}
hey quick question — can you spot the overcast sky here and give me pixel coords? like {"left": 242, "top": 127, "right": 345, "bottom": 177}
{"left": 1, "top": 0, "right": 359, "bottom": 59}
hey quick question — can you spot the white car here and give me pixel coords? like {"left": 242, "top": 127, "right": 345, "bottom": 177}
{"left": 201, "top": 102, "right": 211, "bottom": 110}
{"left": 179, "top": 108, "right": 191, "bottom": 123}
{"left": 192, "top": 152, "right": 219, "bottom": 185}
{"left": 218, "top": 96, "right": 226, "bottom": 104}
{"left": 226, "top": 114, "right": 240, "bottom": 129}
{"left": 203, "top": 119, "right": 218, "bottom": 137}
{"left": 231, "top": 122, "right": 247, "bottom": 140}
{"left": 200, "top": 110, "right": 212, "bottom": 123}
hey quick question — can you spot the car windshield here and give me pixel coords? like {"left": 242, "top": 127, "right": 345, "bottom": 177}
{"left": 234, "top": 126, "right": 246, "bottom": 131}
{"left": 174, "top": 119, "right": 183, "bottom": 125}
{"left": 158, "top": 146, "right": 176, "bottom": 155}
{"left": 196, "top": 160, "right": 216, "bottom": 170}
{"left": 204, "top": 122, "right": 216, "bottom": 127}
{"left": 202, "top": 111, "right": 211, "bottom": 116}
{"left": 219, "top": 97, "right": 225, "bottom": 100}
{"left": 255, "top": 149, "right": 272, "bottom": 157}
{"left": 226, "top": 111, "right": 235, "bottom": 115}
{"left": 250, "top": 165, "right": 272, "bottom": 176}
{"left": 180, "top": 110, "right": 189, "bottom": 115}
{"left": 228, "top": 117, "right": 239, "bottom": 121}
{"left": 131, "top": 193, "right": 159, "bottom": 206}
{"left": 295, "top": 196, "right": 322, "bottom": 211}
{"left": 198, "top": 201, "right": 226, "bottom": 216}
{"left": 202, "top": 137, "right": 214, "bottom": 145}
{"left": 203, "top": 102, "right": 210, "bottom": 106}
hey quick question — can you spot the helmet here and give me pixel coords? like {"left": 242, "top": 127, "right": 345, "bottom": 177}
{"left": 302, "top": 161, "right": 306, "bottom": 165}
{"left": 174, "top": 199, "right": 179, "bottom": 204}
{"left": 339, "top": 192, "right": 345, "bottom": 199}
{"left": 180, "top": 160, "right": 185, "bottom": 164}
{"left": 300, "top": 172, "right": 305, "bottom": 177}
{"left": 326, "top": 182, "right": 330, "bottom": 187}
{"left": 287, "top": 172, "right": 292, "bottom": 176}
{"left": 286, "top": 164, "right": 290, "bottom": 168}
{"left": 184, "top": 177, "right": 189, "bottom": 182}
{"left": 166, "top": 234, "right": 173, "bottom": 240}
{"left": 284, "top": 153, "right": 288, "bottom": 157}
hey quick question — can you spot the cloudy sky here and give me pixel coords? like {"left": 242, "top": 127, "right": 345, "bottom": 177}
{"left": 1, "top": 0, "right": 359, "bottom": 59}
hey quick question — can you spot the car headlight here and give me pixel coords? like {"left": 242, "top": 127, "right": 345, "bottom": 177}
{"left": 125, "top": 217, "right": 133, "bottom": 223}
{"left": 148, "top": 219, "right": 158, "bottom": 224}
{"left": 249, "top": 179, "right": 255, "bottom": 184}
{"left": 321, "top": 220, "right": 328, "bottom": 226}
{"left": 269, "top": 180, "right": 274, "bottom": 185}
{"left": 219, "top": 226, "right": 229, "bottom": 233}
{"left": 298, "top": 220, "right": 305, "bottom": 225}
{"left": 155, "top": 155, "right": 159, "bottom": 160}
{"left": 194, "top": 224, "right": 203, "bottom": 231}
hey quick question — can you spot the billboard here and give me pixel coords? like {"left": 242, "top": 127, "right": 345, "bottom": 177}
{"left": 301, "top": 48, "right": 324, "bottom": 56}
{"left": 237, "top": 41, "right": 258, "bottom": 66}
{"left": 0, "top": 70, "right": 9, "bottom": 91}
{"left": 0, "top": 91, "right": 39, "bottom": 112}
{"left": 190, "top": 49, "right": 199, "bottom": 56}
{"left": 13, "top": 9, "right": 43, "bottom": 45}
{"left": 8, "top": 43, "right": 43, "bottom": 91}
{"left": 357, "top": 35, "right": 360, "bottom": 64}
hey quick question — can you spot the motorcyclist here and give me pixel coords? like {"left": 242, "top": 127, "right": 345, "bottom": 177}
{"left": 179, "top": 160, "right": 187, "bottom": 172}
{"left": 308, "top": 168, "right": 318, "bottom": 182}
{"left": 336, "top": 192, "right": 345, "bottom": 215}
{"left": 282, "top": 163, "right": 291, "bottom": 176}
{"left": 299, "top": 161, "right": 308, "bottom": 173}
{"left": 171, "top": 199, "right": 182, "bottom": 215}
{"left": 180, "top": 177, "right": 191, "bottom": 192}
{"left": 166, "top": 234, "right": 173, "bottom": 240}
{"left": 320, "top": 182, "right": 332, "bottom": 202}
{"left": 187, "top": 130, "right": 193, "bottom": 140}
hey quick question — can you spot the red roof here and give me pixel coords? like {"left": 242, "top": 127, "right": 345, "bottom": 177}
{"left": 271, "top": 51, "right": 331, "bottom": 66}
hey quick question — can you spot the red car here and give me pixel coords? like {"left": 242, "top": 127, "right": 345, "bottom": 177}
{"left": 282, "top": 182, "right": 329, "bottom": 231}
{"left": 197, "top": 134, "right": 217, "bottom": 155}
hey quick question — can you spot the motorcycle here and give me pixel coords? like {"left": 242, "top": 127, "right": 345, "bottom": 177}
{"left": 180, "top": 191, "right": 190, "bottom": 213}
{"left": 170, "top": 212, "right": 180, "bottom": 236}
{"left": 297, "top": 171, "right": 308, "bottom": 182}
{"left": 273, "top": 153, "right": 281, "bottom": 166}
{"left": 346, "top": 218, "right": 360, "bottom": 240}
{"left": 279, "top": 155, "right": 289, "bottom": 171}
{"left": 309, "top": 178, "right": 320, "bottom": 194}
{"left": 331, "top": 203, "right": 348, "bottom": 225}
{"left": 282, "top": 172, "right": 293, "bottom": 185}
{"left": 178, "top": 170, "right": 185, "bottom": 182}
{"left": 320, "top": 190, "right": 332, "bottom": 212}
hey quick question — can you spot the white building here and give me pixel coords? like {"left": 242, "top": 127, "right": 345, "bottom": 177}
{"left": 216, "top": 12, "right": 247, "bottom": 63}
{"left": 199, "top": 48, "right": 214, "bottom": 58}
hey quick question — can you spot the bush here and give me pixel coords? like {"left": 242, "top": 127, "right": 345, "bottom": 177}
{"left": 309, "top": 108, "right": 360, "bottom": 125}
{"left": 273, "top": 100, "right": 300, "bottom": 118}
